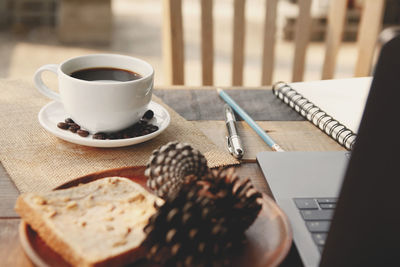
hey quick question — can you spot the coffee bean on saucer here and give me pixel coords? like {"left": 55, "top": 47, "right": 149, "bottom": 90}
{"left": 107, "top": 133, "right": 118, "bottom": 140}
{"left": 65, "top": 118, "right": 75, "bottom": 124}
{"left": 93, "top": 132, "right": 107, "bottom": 140}
{"left": 131, "top": 132, "right": 139, "bottom": 138}
{"left": 141, "top": 110, "right": 154, "bottom": 123}
{"left": 143, "top": 110, "right": 154, "bottom": 120}
{"left": 57, "top": 122, "right": 69, "bottom": 130}
{"left": 123, "top": 132, "right": 133, "bottom": 139}
{"left": 115, "top": 132, "right": 124, "bottom": 139}
{"left": 150, "top": 125, "right": 159, "bottom": 132}
{"left": 77, "top": 129, "right": 89, "bottom": 137}
{"left": 69, "top": 124, "right": 80, "bottom": 133}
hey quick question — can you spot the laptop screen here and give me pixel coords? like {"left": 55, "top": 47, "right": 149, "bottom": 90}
{"left": 320, "top": 35, "right": 400, "bottom": 267}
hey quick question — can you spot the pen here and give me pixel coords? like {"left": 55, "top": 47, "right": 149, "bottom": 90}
{"left": 217, "top": 88, "right": 284, "bottom": 152}
{"left": 224, "top": 104, "right": 244, "bottom": 159}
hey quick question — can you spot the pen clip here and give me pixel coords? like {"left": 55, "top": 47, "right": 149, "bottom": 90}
{"left": 226, "top": 135, "right": 235, "bottom": 155}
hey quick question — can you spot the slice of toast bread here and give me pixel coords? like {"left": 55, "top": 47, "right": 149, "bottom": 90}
{"left": 15, "top": 177, "right": 162, "bottom": 267}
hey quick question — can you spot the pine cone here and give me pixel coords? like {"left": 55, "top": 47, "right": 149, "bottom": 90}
{"left": 206, "top": 168, "right": 263, "bottom": 232}
{"left": 145, "top": 141, "right": 209, "bottom": 199}
{"left": 143, "top": 167, "right": 263, "bottom": 266}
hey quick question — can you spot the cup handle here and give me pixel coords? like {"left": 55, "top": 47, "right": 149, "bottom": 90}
{"left": 34, "top": 64, "right": 61, "bottom": 102}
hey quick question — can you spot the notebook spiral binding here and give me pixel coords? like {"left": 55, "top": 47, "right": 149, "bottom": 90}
{"left": 272, "top": 82, "right": 356, "bottom": 150}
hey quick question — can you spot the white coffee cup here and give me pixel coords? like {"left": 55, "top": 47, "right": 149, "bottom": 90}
{"left": 34, "top": 54, "right": 154, "bottom": 133}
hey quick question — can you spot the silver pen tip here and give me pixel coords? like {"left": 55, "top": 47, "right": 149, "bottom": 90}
{"left": 235, "top": 148, "right": 244, "bottom": 159}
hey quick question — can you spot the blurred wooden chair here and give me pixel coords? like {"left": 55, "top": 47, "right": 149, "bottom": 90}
{"left": 162, "top": 0, "right": 386, "bottom": 86}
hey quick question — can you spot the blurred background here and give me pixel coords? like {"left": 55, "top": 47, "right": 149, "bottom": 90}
{"left": 0, "top": 0, "right": 399, "bottom": 86}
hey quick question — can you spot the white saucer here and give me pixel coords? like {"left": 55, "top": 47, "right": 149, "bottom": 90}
{"left": 38, "top": 101, "right": 170, "bottom": 148}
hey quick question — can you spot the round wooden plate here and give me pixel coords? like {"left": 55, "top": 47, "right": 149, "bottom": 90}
{"left": 19, "top": 166, "right": 292, "bottom": 267}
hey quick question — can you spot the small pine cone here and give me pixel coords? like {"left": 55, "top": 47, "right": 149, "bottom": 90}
{"left": 143, "top": 180, "right": 243, "bottom": 267}
{"left": 207, "top": 167, "right": 263, "bottom": 232}
{"left": 145, "top": 141, "right": 209, "bottom": 198}
{"left": 143, "top": 167, "right": 263, "bottom": 266}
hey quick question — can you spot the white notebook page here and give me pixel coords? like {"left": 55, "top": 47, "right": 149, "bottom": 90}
{"left": 289, "top": 77, "right": 372, "bottom": 133}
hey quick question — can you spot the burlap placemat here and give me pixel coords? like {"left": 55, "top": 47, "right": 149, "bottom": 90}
{"left": 0, "top": 79, "right": 238, "bottom": 193}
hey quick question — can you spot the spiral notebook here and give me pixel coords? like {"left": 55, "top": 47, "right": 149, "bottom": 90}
{"left": 272, "top": 77, "right": 372, "bottom": 150}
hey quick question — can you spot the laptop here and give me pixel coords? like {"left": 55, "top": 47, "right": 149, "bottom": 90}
{"left": 256, "top": 35, "right": 400, "bottom": 267}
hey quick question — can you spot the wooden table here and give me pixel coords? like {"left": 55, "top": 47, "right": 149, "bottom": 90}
{"left": 0, "top": 84, "right": 344, "bottom": 266}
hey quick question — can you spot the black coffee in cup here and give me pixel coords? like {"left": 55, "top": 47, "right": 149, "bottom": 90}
{"left": 70, "top": 67, "right": 142, "bottom": 82}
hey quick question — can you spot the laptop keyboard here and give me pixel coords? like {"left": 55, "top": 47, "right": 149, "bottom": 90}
{"left": 293, "top": 198, "right": 337, "bottom": 253}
